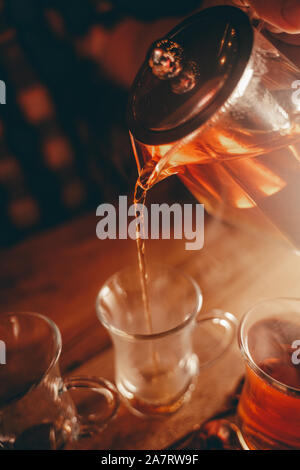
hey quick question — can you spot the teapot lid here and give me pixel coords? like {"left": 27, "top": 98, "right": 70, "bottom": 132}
{"left": 127, "top": 5, "right": 253, "bottom": 145}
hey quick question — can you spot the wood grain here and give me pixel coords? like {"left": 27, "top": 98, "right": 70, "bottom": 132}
{"left": 1, "top": 180, "right": 300, "bottom": 449}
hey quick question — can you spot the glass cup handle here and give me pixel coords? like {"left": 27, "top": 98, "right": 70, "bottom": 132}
{"left": 0, "top": 377, "right": 119, "bottom": 450}
{"left": 195, "top": 309, "right": 238, "bottom": 369}
{"left": 63, "top": 376, "right": 119, "bottom": 438}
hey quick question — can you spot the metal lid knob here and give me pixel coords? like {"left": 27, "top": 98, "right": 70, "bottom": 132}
{"left": 171, "top": 61, "right": 198, "bottom": 94}
{"left": 148, "top": 39, "right": 183, "bottom": 80}
{"left": 128, "top": 6, "right": 254, "bottom": 145}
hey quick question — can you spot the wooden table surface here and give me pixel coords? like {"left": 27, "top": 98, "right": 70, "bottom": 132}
{"left": 1, "top": 180, "right": 300, "bottom": 450}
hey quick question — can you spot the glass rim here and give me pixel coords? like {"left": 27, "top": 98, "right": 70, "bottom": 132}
{"left": 0, "top": 311, "right": 62, "bottom": 398}
{"left": 238, "top": 297, "right": 300, "bottom": 397}
{"left": 96, "top": 263, "right": 203, "bottom": 341}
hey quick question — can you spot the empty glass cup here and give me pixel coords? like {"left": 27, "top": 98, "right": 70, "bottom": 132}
{"left": 0, "top": 312, "right": 119, "bottom": 449}
{"left": 96, "top": 264, "right": 237, "bottom": 417}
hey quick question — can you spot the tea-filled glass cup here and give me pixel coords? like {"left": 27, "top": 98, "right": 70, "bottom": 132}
{"left": 96, "top": 263, "right": 237, "bottom": 417}
{"left": 237, "top": 298, "right": 300, "bottom": 450}
{"left": 0, "top": 312, "right": 119, "bottom": 449}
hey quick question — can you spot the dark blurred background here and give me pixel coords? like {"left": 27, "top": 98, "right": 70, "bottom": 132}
{"left": 0, "top": 0, "right": 202, "bottom": 247}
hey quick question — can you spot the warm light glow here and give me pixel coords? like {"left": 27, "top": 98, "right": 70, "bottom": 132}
{"left": 260, "top": 184, "right": 283, "bottom": 197}
{"left": 157, "top": 144, "right": 173, "bottom": 157}
{"left": 234, "top": 67, "right": 254, "bottom": 99}
{"left": 230, "top": 157, "right": 286, "bottom": 201}
{"left": 217, "top": 134, "right": 250, "bottom": 155}
{"left": 289, "top": 145, "right": 300, "bottom": 162}
{"left": 236, "top": 195, "right": 256, "bottom": 209}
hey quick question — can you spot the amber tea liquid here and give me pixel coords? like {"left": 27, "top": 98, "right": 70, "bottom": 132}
{"left": 133, "top": 170, "right": 160, "bottom": 376}
{"left": 133, "top": 122, "right": 300, "bottom": 251}
{"left": 131, "top": 123, "right": 300, "bottom": 413}
{"left": 132, "top": 116, "right": 300, "bottom": 391}
{"left": 238, "top": 318, "right": 300, "bottom": 450}
{"left": 131, "top": 58, "right": 300, "bottom": 409}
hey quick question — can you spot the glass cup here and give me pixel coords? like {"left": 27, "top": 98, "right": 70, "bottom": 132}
{"left": 0, "top": 312, "right": 119, "bottom": 450}
{"left": 237, "top": 298, "right": 300, "bottom": 450}
{"left": 96, "top": 264, "right": 237, "bottom": 417}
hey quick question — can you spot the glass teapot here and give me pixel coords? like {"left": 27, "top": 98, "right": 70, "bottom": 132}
{"left": 127, "top": 5, "right": 300, "bottom": 249}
